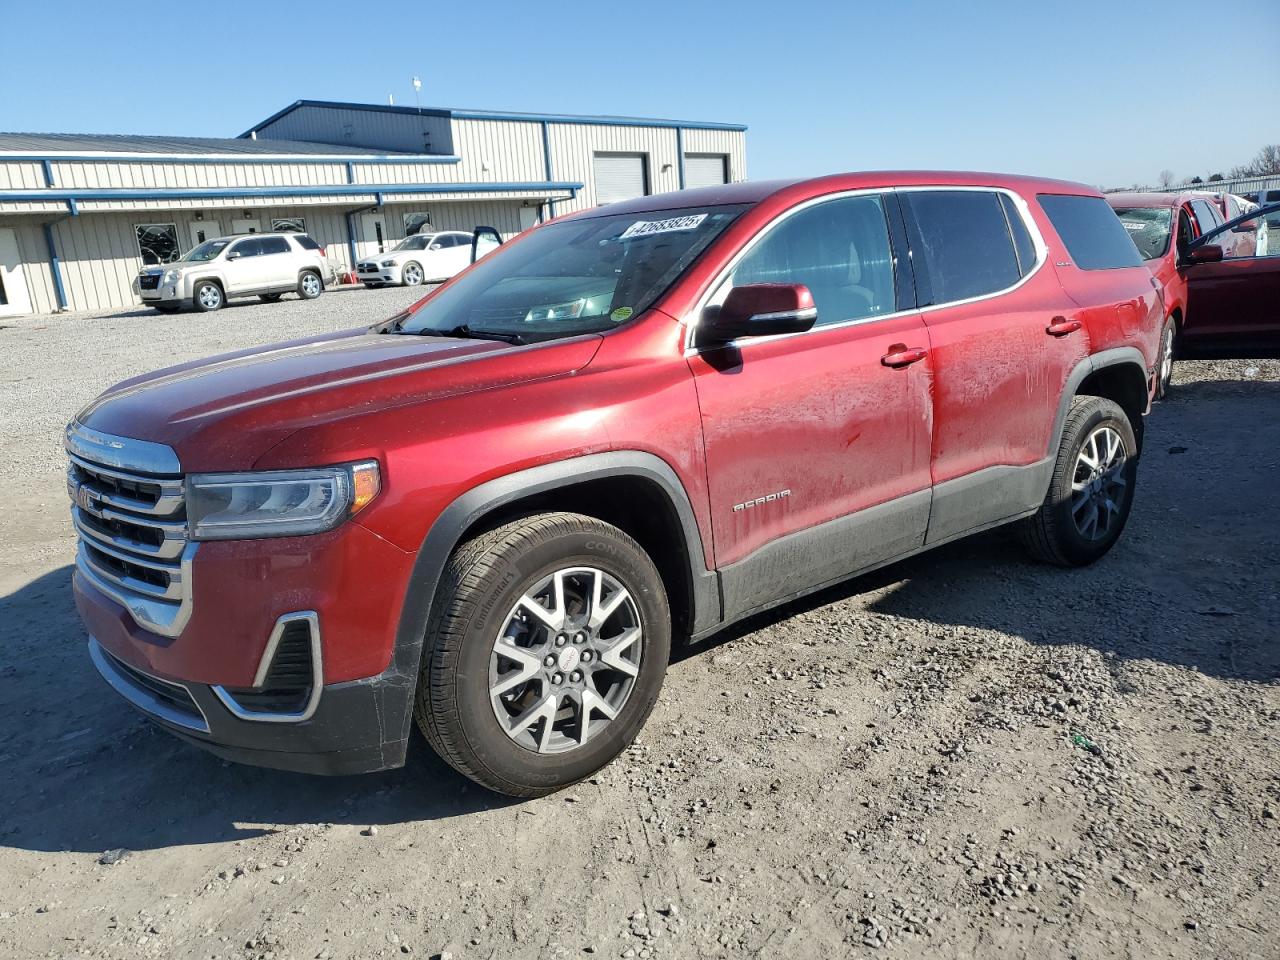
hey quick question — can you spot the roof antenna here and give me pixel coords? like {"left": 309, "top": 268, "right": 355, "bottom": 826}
{"left": 412, "top": 75, "right": 428, "bottom": 153}
{"left": 388, "top": 94, "right": 395, "bottom": 106}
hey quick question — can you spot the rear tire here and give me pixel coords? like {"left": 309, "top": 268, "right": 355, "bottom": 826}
{"left": 415, "top": 512, "right": 670, "bottom": 797}
{"left": 1018, "top": 396, "right": 1138, "bottom": 567}
{"left": 297, "top": 270, "right": 323, "bottom": 300}
{"left": 192, "top": 281, "right": 223, "bottom": 312}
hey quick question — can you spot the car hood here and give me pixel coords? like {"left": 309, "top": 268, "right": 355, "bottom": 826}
{"left": 74, "top": 328, "right": 602, "bottom": 472}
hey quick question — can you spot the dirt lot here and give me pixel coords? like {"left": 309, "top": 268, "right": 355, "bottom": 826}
{"left": 0, "top": 294, "right": 1276, "bottom": 960}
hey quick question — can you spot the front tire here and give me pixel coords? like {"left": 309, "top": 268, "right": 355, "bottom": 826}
{"left": 1154, "top": 318, "right": 1175, "bottom": 400}
{"left": 192, "top": 281, "right": 223, "bottom": 312}
{"left": 297, "top": 270, "right": 323, "bottom": 300}
{"left": 401, "top": 261, "right": 424, "bottom": 287}
{"left": 415, "top": 512, "right": 671, "bottom": 797}
{"left": 1019, "top": 396, "right": 1138, "bottom": 566}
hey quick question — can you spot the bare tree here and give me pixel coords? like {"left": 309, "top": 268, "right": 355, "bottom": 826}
{"left": 1227, "top": 145, "right": 1280, "bottom": 179}
{"left": 1157, "top": 169, "right": 1176, "bottom": 190}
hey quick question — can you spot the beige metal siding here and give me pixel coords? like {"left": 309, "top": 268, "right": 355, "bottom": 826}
{"left": 446, "top": 119, "right": 545, "bottom": 183}
{"left": 682, "top": 128, "right": 747, "bottom": 182}
{"left": 546, "top": 124, "right": 680, "bottom": 213}
{"left": 0, "top": 161, "right": 46, "bottom": 190}
{"left": 51, "top": 160, "right": 348, "bottom": 190}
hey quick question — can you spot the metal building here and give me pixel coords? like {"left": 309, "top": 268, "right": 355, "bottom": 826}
{"left": 0, "top": 100, "right": 747, "bottom": 317}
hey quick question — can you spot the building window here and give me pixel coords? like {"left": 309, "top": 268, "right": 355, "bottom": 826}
{"left": 684, "top": 154, "right": 729, "bottom": 188}
{"left": 135, "top": 223, "right": 180, "bottom": 265}
{"left": 593, "top": 153, "right": 649, "bottom": 205}
{"left": 404, "top": 212, "right": 432, "bottom": 236}
{"left": 271, "top": 217, "right": 306, "bottom": 233}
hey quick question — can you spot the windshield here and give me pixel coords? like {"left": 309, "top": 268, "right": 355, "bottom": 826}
{"left": 394, "top": 235, "right": 432, "bottom": 252}
{"left": 1112, "top": 207, "right": 1172, "bottom": 260}
{"left": 389, "top": 205, "right": 748, "bottom": 342}
{"left": 180, "top": 239, "right": 231, "bottom": 262}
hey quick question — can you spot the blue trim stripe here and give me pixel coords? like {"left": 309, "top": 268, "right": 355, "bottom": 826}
{"left": 0, "top": 181, "right": 583, "bottom": 204}
{"left": 42, "top": 222, "right": 68, "bottom": 311}
{"left": 676, "top": 129, "right": 686, "bottom": 190}
{"left": 1, "top": 152, "right": 462, "bottom": 166}
{"left": 41, "top": 159, "right": 55, "bottom": 187}
{"left": 242, "top": 99, "right": 747, "bottom": 138}
{"left": 541, "top": 121, "right": 556, "bottom": 222}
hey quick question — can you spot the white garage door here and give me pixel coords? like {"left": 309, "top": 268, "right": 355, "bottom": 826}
{"left": 593, "top": 154, "right": 648, "bottom": 205}
{"left": 684, "top": 154, "right": 729, "bottom": 189}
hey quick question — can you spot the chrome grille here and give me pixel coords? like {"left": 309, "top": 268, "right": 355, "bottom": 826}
{"left": 66, "top": 424, "right": 194, "bottom": 637}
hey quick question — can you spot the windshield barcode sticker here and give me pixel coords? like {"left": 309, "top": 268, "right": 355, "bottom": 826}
{"left": 618, "top": 214, "right": 708, "bottom": 240}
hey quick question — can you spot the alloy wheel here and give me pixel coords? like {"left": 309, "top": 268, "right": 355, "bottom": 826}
{"left": 1070, "top": 425, "right": 1128, "bottom": 541}
{"left": 1160, "top": 325, "right": 1174, "bottom": 389}
{"left": 302, "top": 274, "right": 322, "bottom": 297}
{"left": 198, "top": 285, "right": 221, "bottom": 309}
{"left": 403, "top": 263, "right": 423, "bottom": 286}
{"left": 489, "top": 567, "right": 642, "bottom": 754}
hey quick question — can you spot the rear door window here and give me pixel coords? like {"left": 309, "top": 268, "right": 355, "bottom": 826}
{"left": 1037, "top": 194, "right": 1143, "bottom": 270}
{"left": 259, "top": 236, "right": 291, "bottom": 255}
{"left": 900, "top": 190, "right": 1022, "bottom": 304}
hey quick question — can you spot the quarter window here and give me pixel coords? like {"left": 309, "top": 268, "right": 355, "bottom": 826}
{"left": 720, "top": 195, "right": 896, "bottom": 327}
{"left": 135, "top": 224, "right": 180, "bottom": 265}
{"left": 901, "top": 191, "right": 1022, "bottom": 303}
{"left": 1037, "top": 194, "right": 1144, "bottom": 270}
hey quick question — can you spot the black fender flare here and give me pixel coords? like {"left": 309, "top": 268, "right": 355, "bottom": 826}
{"left": 1049, "top": 347, "right": 1150, "bottom": 457}
{"left": 380, "top": 451, "right": 719, "bottom": 741}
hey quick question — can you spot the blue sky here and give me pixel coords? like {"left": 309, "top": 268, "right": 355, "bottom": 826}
{"left": 2, "top": 0, "right": 1276, "bottom": 189}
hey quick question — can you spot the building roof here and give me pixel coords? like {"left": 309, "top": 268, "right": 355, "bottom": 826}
{"left": 0, "top": 132, "right": 417, "bottom": 157}
{"left": 243, "top": 99, "right": 749, "bottom": 137}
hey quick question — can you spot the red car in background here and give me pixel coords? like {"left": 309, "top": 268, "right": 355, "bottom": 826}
{"left": 1108, "top": 193, "right": 1280, "bottom": 390}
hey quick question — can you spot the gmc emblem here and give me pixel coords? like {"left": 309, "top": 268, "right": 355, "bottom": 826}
{"left": 76, "top": 483, "right": 104, "bottom": 518}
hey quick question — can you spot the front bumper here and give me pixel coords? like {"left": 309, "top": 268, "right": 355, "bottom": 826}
{"left": 74, "top": 518, "right": 420, "bottom": 776}
{"left": 88, "top": 634, "right": 414, "bottom": 775}
{"left": 139, "top": 283, "right": 185, "bottom": 305}
{"left": 356, "top": 260, "right": 402, "bottom": 284}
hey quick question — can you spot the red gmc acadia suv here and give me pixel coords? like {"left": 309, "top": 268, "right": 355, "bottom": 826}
{"left": 68, "top": 172, "right": 1163, "bottom": 797}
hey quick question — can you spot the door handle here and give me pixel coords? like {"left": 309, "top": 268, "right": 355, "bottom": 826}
{"left": 1046, "top": 317, "right": 1082, "bottom": 337}
{"left": 881, "top": 344, "right": 928, "bottom": 368}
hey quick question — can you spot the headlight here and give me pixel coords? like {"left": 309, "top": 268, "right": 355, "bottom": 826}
{"left": 524, "top": 299, "right": 586, "bottom": 323}
{"left": 186, "top": 461, "right": 380, "bottom": 540}
{"left": 380, "top": 258, "right": 398, "bottom": 267}
{"left": 162, "top": 269, "right": 180, "bottom": 285}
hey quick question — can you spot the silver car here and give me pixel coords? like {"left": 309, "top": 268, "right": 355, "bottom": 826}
{"left": 137, "top": 232, "right": 332, "bottom": 312}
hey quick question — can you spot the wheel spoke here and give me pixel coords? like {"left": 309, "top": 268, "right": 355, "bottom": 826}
{"left": 517, "top": 591, "right": 563, "bottom": 631}
{"left": 596, "top": 627, "right": 641, "bottom": 678}
{"left": 490, "top": 640, "right": 542, "bottom": 696}
{"left": 507, "top": 693, "right": 558, "bottom": 745}
{"left": 589, "top": 580, "right": 631, "bottom": 630}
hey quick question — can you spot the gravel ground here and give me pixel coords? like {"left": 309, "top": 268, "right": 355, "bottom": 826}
{"left": 0, "top": 294, "right": 1277, "bottom": 960}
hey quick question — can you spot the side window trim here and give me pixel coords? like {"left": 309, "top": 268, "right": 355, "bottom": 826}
{"left": 683, "top": 186, "right": 1047, "bottom": 354}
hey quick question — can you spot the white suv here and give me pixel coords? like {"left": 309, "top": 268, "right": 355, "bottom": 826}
{"left": 137, "top": 233, "right": 331, "bottom": 312}
{"left": 356, "top": 231, "right": 474, "bottom": 287}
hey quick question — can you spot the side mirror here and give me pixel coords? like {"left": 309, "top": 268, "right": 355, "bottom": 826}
{"left": 1184, "top": 244, "right": 1223, "bottom": 265}
{"left": 1232, "top": 219, "right": 1257, "bottom": 233}
{"left": 699, "top": 283, "right": 817, "bottom": 345}
{"left": 226, "top": 251, "right": 242, "bottom": 261}
{"left": 471, "top": 226, "right": 503, "bottom": 263}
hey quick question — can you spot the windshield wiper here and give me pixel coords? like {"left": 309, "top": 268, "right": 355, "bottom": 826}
{"left": 429, "top": 324, "right": 526, "bottom": 345}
